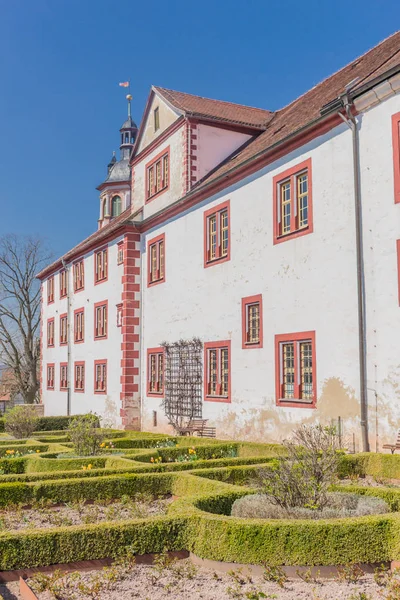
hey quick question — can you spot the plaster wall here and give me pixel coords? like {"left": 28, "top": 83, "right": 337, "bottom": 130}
{"left": 137, "top": 96, "right": 180, "bottom": 154}
{"left": 140, "top": 122, "right": 365, "bottom": 447}
{"left": 41, "top": 237, "right": 124, "bottom": 427}
{"left": 359, "top": 91, "right": 400, "bottom": 451}
{"left": 133, "top": 125, "right": 185, "bottom": 219}
{"left": 196, "top": 124, "right": 252, "bottom": 181}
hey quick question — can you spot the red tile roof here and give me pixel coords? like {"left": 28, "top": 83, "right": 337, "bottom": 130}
{"left": 154, "top": 86, "right": 274, "bottom": 130}
{"left": 37, "top": 208, "right": 135, "bottom": 279}
{"left": 190, "top": 32, "right": 400, "bottom": 191}
{"left": 37, "top": 32, "right": 400, "bottom": 280}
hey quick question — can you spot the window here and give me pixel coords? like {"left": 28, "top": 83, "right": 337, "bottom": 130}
{"left": 94, "top": 247, "right": 108, "bottom": 283}
{"left": 94, "top": 360, "right": 107, "bottom": 394}
{"left": 46, "top": 364, "right": 55, "bottom": 390}
{"left": 242, "top": 294, "right": 263, "bottom": 348}
{"left": 60, "top": 363, "right": 68, "bottom": 391}
{"left": 74, "top": 308, "right": 84, "bottom": 343}
{"left": 204, "top": 341, "right": 231, "bottom": 403}
{"left": 204, "top": 200, "right": 230, "bottom": 267}
{"left": 275, "top": 331, "right": 316, "bottom": 407}
{"left": 47, "top": 277, "right": 54, "bottom": 304}
{"left": 146, "top": 148, "right": 170, "bottom": 201}
{"left": 47, "top": 318, "right": 55, "bottom": 347}
{"left": 392, "top": 112, "right": 400, "bottom": 203}
{"left": 73, "top": 260, "right": 84, "bottom": 292}
{"left": 60, "top": 314, "right": 68, "bottom": 345}
{"left": 116, "top": 303, "right": 123, "bottom": 327}
{"left": 74, "top": 362, "right": 85, "bottom": 392}
{"left": 117, "top": 241, "right": 124, "bottom": 265}
{"left": 154, "top": 107, "right": 160, "bottom": 131}
{"left": 147, "top": 348, "right": 164, "bottom": 396}
{"left": 273, "top": 159, "right": 313, "bottom": 244}
{"left": 59, "top": 269, "right": 67, "bottom": 298}
{"left": 111, "top": 196, "right": 122, "bottom": 217}
{"left": 94, "top": 301, "right": 108, "bottom": 339}
{"left": 147, "top": 233, "right": 165, "bottom": 286}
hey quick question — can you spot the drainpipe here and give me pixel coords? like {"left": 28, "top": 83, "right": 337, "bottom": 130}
{"left": 62, "top": 259, "right": 71, "bottom": 416}
{"left": 338, "top": 96, "right": 370, "bottom": 452}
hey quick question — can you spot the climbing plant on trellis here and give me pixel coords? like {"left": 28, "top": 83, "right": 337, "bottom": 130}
{"left": 160, "top": 337, "right": 203, "bottom": 430}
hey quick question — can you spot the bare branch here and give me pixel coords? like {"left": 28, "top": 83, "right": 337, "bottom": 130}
{"left": 0, "top": 235, "right": 53, "bottom": 403}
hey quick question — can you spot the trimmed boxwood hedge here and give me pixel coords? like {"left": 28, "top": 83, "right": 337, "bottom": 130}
{"left": 2, "top": 433, "right": 400, "bottom": 571}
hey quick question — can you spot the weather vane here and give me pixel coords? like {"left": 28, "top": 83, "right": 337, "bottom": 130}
{"left": 119, "top": 81, "right": 132, "bottom": 117}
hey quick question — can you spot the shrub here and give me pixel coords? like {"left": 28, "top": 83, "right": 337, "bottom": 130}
{"left": 258, "top": 424, "right": 340, "bottom": 510}
{"left": 4, "top": 406, "right": 38, "bottom": 439}
{"left": 231, "top": 492, "right": 390, "bottom": 520}
{"left": 33, "top": 415, "right": 100, "bottom": 432}
{"left": 67, "top": 413, "right": 106, "bottom": 456}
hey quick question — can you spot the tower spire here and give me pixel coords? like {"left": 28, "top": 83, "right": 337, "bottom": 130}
{"left": 127, "top": 94, "right": 132, "bottom": 118}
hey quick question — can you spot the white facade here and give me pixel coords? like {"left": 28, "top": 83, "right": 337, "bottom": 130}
{"left": 42, "top": 237, "right": 124, "bottom": 427}
{"left": 39, "top": 48, "right": 400, "bottom": 450}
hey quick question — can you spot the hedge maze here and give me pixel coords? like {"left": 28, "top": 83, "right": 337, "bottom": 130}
{"left": 1, "top": 418, "right": 400, "bottom": 572}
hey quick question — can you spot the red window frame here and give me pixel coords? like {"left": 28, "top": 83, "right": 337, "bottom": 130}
{"left": 275, "top": 331, "right": 316, "bottom": 408}
{"left": 94, "top": 359, "right": 107, "bottom": 394}
{"left": 203, "top": 200, "right": 231, "bottom": 268}
{"left": 59, "top": 269, "right": 67, "bottom": 298}
{"left": 60, "top": 363, "right": 68, "bottom": 391}
{"left": 204, "top": 340, "right": 231, "bottom": 403}
{"left": 145, "top": 147, "right": 170, "bottom": 202}
{"left": 392, "top": 112, "right": 400, "bottom": 204}
{"left": 73, "top": 260, "right": 84, "bottom": 292}
{"left": 147, "top": 347, "right": 164, "bottom": 397}
{"left": 74, "top": 308, "right": 84, "bottom": 344}
{"left": 94, "top": 300, "right": 108, "bottom": 339}
{"left": 74, "top": 361, "right": 85, "bottom": 393}
{"left": 116, "top": 303, "right": 123, "bottom": 327}
{"left": 47, "top": 276, "right": 54, "bottom": 304}
{"left": 94, "top": 247, "right": 108, "bottom": 284}
{"left": 59, "top": 313, "right": 68, "bottom": 346}
{"left": 147, "top": 233, "right": 165, "bottom": 287}
{"left": 273, "top": 158, "right": 313, "bottom": 244}
{"left": 47, "top": 318, "right": 55, "bottom": 347}
{"left": 46, "top": 363, "right": 55, "bottom": 390}
{"left": 241, "top": 294, "right": 263, "bottom": 349}
{"left": 117, "top": 241, "right": 124, "bottom": 265}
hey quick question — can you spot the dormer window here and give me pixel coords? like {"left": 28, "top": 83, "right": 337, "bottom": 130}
{"left": 154, "top": 107, "right": 160, "bottom": 131}
{"left": 111, "top": 195, "right": 122, "bottom": 217}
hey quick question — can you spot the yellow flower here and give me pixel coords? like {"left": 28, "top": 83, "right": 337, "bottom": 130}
{"left": 82, "top": 466, "right": 87, "bottom": 470}
{"left": 88, "top": 464, "right": 92, "bottom": 469}
{"left": 36, "top": 449, "right": 40, "bottom": 453}
{"left": 150, "top": 457, "right": 154, "bottom": 463}
{"left": 100, "top": 443, "right": 105, "bottom": 448}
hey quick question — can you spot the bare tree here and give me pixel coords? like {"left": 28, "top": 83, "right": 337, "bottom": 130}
{"left": 0, "top": 235, "right": 52, "bottom": 403}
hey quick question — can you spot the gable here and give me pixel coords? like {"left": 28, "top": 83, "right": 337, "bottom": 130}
{"left": 136, "top": 91, "right": 181, "bottom": 154}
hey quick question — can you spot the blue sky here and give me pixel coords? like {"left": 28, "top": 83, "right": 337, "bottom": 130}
{"left": 1, "top": 0, "right": 399, "bottom": 259}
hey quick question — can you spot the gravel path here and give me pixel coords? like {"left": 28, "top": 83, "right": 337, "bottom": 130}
{"left": 0, "top": 561, "right": 392, "bottom": 599}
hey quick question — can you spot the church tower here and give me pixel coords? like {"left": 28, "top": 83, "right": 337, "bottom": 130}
{"left": 97, "top": 95, "right": 138, "bottom": 229}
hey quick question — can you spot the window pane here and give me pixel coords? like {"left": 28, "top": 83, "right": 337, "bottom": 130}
{"left": 220, "top": 210, "right": 229, "bottom": 257}
{"left": 297, "top": 173, "right": 308, "bottom": 228}
{"left": 220, "top": 348, "right": 229, "bottom": 396}
{"left": 247, "top": 303, "right": 260, "bottom": 343}
{"left": 281, "top": 181, "right": 291, "bottom": 234}
{"left": 208, "top": 349, "right": 217, "bottom": 395}
{"left": 209, "top": 215, "right": 217, "bottom": 260}
{"left": 282, "top": 343, "right": 295, "bottom": 398}
{"left": 300, "top": 341, "right": 313, "bottom": 400}
{"left": 159, "top": 241, "right": 164, "bottom": 279}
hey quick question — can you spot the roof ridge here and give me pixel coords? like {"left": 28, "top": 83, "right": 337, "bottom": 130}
{"left": 278, "top": 30, "right": 400, "bottom": 112}
{"left": 154, "top": 86, "right": 272, "bottom": 114}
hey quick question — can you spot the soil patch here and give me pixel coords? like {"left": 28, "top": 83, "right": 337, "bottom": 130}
{"left": 0, "top": 496, "right": 172, "bottom": 533}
